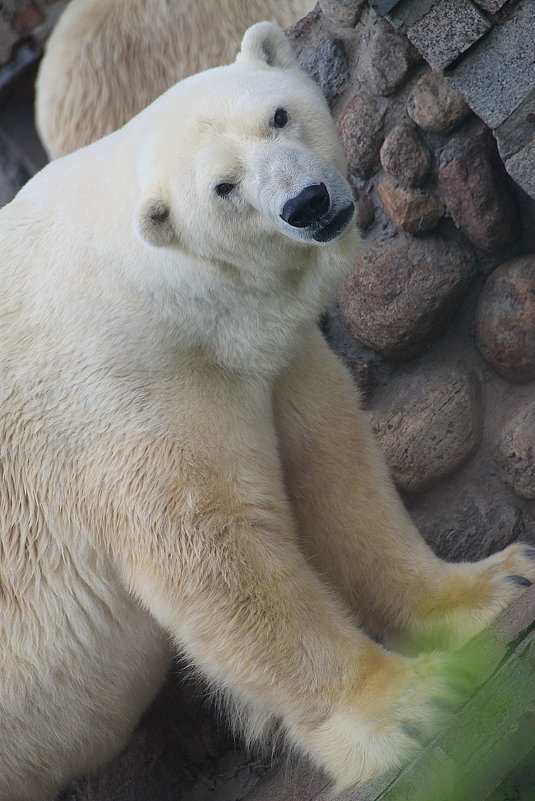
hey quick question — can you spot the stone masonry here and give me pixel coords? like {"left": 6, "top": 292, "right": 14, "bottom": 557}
{"left": 287, "top": 0, "right": 535, "bottom": 565}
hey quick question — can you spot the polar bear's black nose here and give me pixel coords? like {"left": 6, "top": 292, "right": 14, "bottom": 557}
{"left": 281, "top": 183, "right": 330, "bottom": 228}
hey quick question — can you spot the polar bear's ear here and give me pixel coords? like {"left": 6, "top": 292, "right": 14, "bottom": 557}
{"left": 237, "top": 22, "right": 297, "bottom": 70}
{"left": 133, "top": 195, "right": 176, "bottom": 247}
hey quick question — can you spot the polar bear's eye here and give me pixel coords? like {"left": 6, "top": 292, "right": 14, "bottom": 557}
{"left": 215, "top": 182, "right": 235, "bottom": 197}
{"left": 273, "top": 108, "right": 289, "bottom": 128}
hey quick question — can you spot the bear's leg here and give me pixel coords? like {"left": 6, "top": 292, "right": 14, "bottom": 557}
{"left": 274, "top": 327, "right": 535, "bottom": 652}
{"left": 106, "top": 379, "right": 460, "bottom": 790}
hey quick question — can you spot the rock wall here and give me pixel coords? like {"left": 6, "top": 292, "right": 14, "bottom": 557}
{"left": 288, "top": 0, "right": 535, "bottom": 561}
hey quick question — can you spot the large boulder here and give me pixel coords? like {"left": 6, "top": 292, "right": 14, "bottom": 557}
{"left": 339, "top": 235, "right": 475, "bottom": 359}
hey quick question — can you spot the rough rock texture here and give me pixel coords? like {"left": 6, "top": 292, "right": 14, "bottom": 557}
{"left": 446, "top": 0, "right": 535, "bottom": 130}
{"left": 319, "top": 0, "right": 367, "bottom": 28}
{"left": 379, "top": 123, "right": 430, "bottom": 187}
{"left": 437, "top": 133, "right": 519, "bottom": 252}
{"left": 298, "top": 37, "right": 349, "bottom": 108}
{"left": 475, "top": 256, "right": 535, "bottom": 383}
{"left": 356, "top": 18, "right": 420, "bottom": 96}
{"left": 505, "top": 141, "right": 535, "bottom": 202}
{"left": 370, "top": 365, "right": 481, "bottom": 493}
{"left": 337, "top": 91, "right": 388, "bottom": 178}
{"left": 471, "top": 0, "right": 509, "bottom": 12}
{"left": 497, "top": 402, "right": 535, "bottom": 500}
{"left": 405, "top": 0, "right": 490, "bottom": 71}
{"left": 351, "top": 184, "right": 376, "bottom": 231}
{"left": 494, "top": 90, "right": 535, "bottom": 162}
{"left": 398, "top": 325, "right": 535, "bottom": 563}
{"left": 406, "top": 71, "right": 470, "bottom": 134}
{"left": 415, "top": 491, "right": 528, "bottom": 563}
{"left": 339, "top": 235, "right": 475, "bottom": 358}
{"left": 377, "top": 178, "right": 443, "bottom": 233}
{"left": 285, "top": 5, "right": 322, "bottom": 47}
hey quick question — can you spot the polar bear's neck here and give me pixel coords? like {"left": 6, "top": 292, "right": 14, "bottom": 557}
{"left": 117, "top": 243, "right": 346, "bottom": 378}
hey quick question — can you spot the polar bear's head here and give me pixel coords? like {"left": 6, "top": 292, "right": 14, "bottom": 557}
{"left": 133, "top": 23, "right": 355, "bottom": 267}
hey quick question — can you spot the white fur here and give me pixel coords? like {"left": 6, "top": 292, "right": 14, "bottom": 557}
{"left": 35, "top": 0, "right": 313, "bottom": 157}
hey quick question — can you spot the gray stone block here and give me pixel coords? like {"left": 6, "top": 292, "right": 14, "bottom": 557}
{"left": 386, "top": 0, "right": 443, "bottom": 30}
{"left": 471, "top": 0, "right": 509, "bottom": 12}
{"left": 369, "top": 0, "right": 404, "bottom": 15}
{"left": 447, "top": 0, "right": 535, "bottom": 129}
{"left": 405, "top": 0, "right": 490, "bottom": 71}
{"left": 495, "top": 87, "right": 535, "bottom": 161}
{"left": 505, "top": 141, "right": 535, "bottom": 201}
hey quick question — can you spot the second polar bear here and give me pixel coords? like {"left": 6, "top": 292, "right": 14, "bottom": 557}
{"left": 2, "top": 22, "right": 535, "bottom": 801}
{"left": 35, "top": 0, "right": 312, "bottom": 157}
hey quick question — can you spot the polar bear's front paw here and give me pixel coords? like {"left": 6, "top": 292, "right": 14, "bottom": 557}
{"left": 300, "top": 651, "right": 465, "bottom": 791}
{"left": 454, "top": 542, "right": 535, "bottom": 629}
{"left": 399, "top": 543, "right": 535, "bottom": 653}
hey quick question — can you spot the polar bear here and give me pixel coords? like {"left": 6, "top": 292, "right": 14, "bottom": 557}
{"left": 1, "top": 23, "right": 534, "bottom": 801}
{"left": 35, "top": 0, "right": 312, "bottom": 158}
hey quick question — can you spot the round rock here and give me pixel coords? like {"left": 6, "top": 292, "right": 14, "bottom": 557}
{"left": 407, "top": 70, "right": 470, "bottom": 133}
{"left": 438, "top": 132, "right": 519, "bottom": 252}
{"left": 370, "top": 365, "right": 482, "bottom": 493}
{"left": 475, "top": 256, "right": 535, "bottom": 382}
{"left": 407, "top": 491, "right": 527, "bottom": 562}
{"left": 337, "top": 91, "right": 388, "bottom": 179}
{"left": 339, "top": 235, "right": 475, "bottom": 359}
{"left": 496, "top": 402, "right": 535, "bottom": 499}
{"left": 377, "top": 178, "right": 444, "bottom": 233}
{"left": 380, "top": 124, "right": 431, "bottom": 187}
{"left": 357, "top": 19, "right": 420, "bottom": 97}
{"left": 298, "top": 38, "right": 349, "bottom": 108}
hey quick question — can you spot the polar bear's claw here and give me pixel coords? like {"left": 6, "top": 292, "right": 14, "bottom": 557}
{"left": 508, "top": 574, "right": 532, "bottom": 587}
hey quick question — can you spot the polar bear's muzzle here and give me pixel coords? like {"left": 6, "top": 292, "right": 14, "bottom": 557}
{"left": 251, "top": 143, "right": 355, "bottom": 244}
{"left": 278, "top": 181, "right": 354, "bottom": 244}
